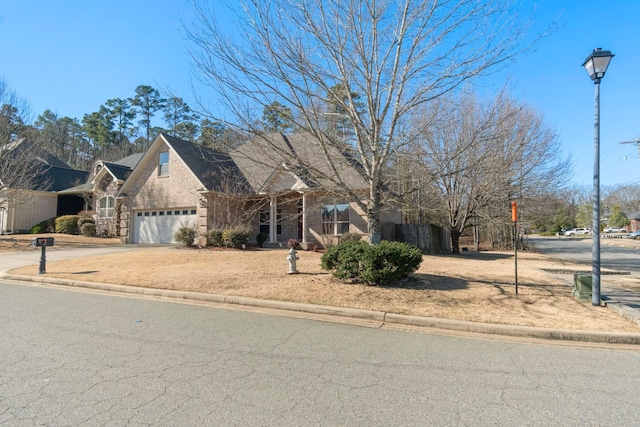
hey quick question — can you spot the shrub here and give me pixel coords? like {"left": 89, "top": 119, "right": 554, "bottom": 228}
{"left": 77, "top": 210, "right": 95, "bottom": 219}
{"left": 205, "top": 228, "right": 224, "bottom": 247}
{"left": 30, "top": 217, "right": 56, "bottom": 234}
{"left": 55, "top": 215, "right": 80, "bottom": 234}
{"left": 223, "top": 228, "right": 250, "bottom": 248}
{"left": 339, "top": 232, "right": 363, "bottom": 243}
{"left": 80, "top": 222, "right": 97, "bottom": 237}
{"left": 360, "top": 241, "right": 423, "bottom": 286}
{"left": 174, "top": 225, "right": 197, "bottom": 247}
{"left": 77, "top": 217, "right": 95, "bottom": 228}
{"left": 321, "top": 240, "right": 423, "bottom": 285}
{"left": 256, "top": 232, "right": 269, "bottom": 248}
{"left": 321, "top": 241, "right": 368, "bottom": 280}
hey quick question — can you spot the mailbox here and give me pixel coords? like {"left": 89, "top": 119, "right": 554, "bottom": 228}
{"left": 32, "top": 237, "right": 55, "bottom": 247}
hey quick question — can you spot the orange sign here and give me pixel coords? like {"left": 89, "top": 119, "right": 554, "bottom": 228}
{"left": 511, "top": 201, "right": 517, "bottom": 222}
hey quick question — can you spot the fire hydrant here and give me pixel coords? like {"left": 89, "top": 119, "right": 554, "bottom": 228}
{"left": 287, "top": 247, "right": 299, "bottom": 274}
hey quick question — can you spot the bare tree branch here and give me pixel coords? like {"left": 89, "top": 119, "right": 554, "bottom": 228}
{"left": 186, "top": 0, "right": 548, "bottom": 243}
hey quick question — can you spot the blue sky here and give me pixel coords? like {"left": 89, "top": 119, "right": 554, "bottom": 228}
{"left": 1, "top": 1, "right": 639, "bottom": 188}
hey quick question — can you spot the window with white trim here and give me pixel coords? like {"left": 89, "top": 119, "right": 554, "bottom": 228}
{"left": 321, "top": 204, "right": 350, "bottom": 235}
{"left": 259, "top": 209, "right": 282, "bottom": 236}
{"left": 159, "top": 151, "right": 169, "bottom": 176}
{"left": 98, "top": 196, "right": 115, "bottom": 218}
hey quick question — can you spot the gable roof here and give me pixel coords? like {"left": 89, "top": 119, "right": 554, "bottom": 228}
{"left": 34, "top": 165, "right": 89, "bottom": 192}
{"left": 119, "top": 133, "right": 253, "bottom": 195}
{"left": 100, "top": 161, "right": 134, "bottom": 182}
{"left": 231, "top": 132, "right": 367, "bottom": 193}
{"left": 628, "top": 211, "right": 640, "bottom": 220}
{"left": 118, "top": 132, "right": 366, "bottom": 198}
{"left": 161, "top": 133, "right": 253, "bottom": 193}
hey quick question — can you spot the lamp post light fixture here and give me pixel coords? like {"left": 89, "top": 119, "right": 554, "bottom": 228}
{"left": 582, "top": 47, "right": 614, "bottom": 306}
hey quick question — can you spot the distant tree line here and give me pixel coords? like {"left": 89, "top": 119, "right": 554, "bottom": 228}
{"left": 0, "top": 81, "right": 253, "bottom": 171}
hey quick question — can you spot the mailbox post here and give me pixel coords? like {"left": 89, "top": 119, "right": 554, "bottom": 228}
{"left": 32, "top": 237, "right": 54, "bottom": 274}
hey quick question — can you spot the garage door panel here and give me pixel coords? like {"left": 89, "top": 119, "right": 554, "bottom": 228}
{"left": 133, "top": 209, "right": 197, "bottom": 244}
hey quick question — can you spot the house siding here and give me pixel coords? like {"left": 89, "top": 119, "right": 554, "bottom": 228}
{"left": 1, "top": 190, "right": 58, "bottom": 233}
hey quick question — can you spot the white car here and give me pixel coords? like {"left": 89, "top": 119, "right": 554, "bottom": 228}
{"left": 604, "top": 226, "right": 625, "bottom": 233}
{"left": 564, "top": 228, "right": 591, "bottom": 236}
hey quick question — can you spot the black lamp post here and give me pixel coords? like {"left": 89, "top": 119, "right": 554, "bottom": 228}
{"left": 582, "top": 48, "right": 614, "bottom": 306}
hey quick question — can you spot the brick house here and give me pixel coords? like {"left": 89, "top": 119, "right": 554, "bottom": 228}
{"left": 628, "top": 211, "right": 640, "bottom": 232}
{"left": 113, "top": 133, "right": 401, "bottom": 247}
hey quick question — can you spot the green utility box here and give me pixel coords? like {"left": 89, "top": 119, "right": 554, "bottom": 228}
{"left": 573, "top": 274, "right": 592, "bottom": 301}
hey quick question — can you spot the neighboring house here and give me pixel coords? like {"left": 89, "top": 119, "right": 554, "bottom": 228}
{"left": 0, "top": 139, "right": 88, "bottom": 234}
{"left": 628, "top": 211, "right": 640, "bottom": 232}
{"left": 114, "top": 132, "right": 401, "bottom": 247}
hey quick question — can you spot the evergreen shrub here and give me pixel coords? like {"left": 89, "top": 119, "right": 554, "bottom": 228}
{"left": 77, "top": 217, "right": 95, "bottom": 228}
{"left": 223, "top": 228, "right": 250, "bottom": 248}
{"left": 206, "top": 229, "right": 224, "bottom": 247}
{"left": 321, "top": 240, "right": 423, "bottom": 285}
{"left": 174, "top": 226, "right": 197, "bottom": 246}
{"left": 360, "top": 241, "right": 423, "bottom": 286}
{"left": 55, "top": 215, "right": 80, "bottom": 234}
{"left": 30, "top": 217, "right": 56, "bottom": 234}
{"left": 320, "top": 241, "right": 368, "bottom": 280}
{"left": 80, "top": 222, "right": 97, "bottom": 237}
{"left": 256, "top": 232, "right": 269, "bottom": 248}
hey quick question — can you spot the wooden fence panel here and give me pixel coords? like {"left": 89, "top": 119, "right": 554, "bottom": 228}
{"left": 388, "top": 223, "right": 450, "bottom": 254}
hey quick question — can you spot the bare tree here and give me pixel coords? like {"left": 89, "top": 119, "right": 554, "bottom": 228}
{"left": 412, "top": 91, "right": 570, "bottom": 253}
{"left": 187, "top": 0, "right": 544, "bottom": 243}
{"left": 0, "top": 79, "right": 48, "bottom": 214}
{"left": 0, "top": 139, "right": 53, "bottom": 212}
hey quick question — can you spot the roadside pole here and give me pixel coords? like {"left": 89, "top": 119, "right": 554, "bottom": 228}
{"left": 512, "top": 201, "right": 518, "bottom": 295}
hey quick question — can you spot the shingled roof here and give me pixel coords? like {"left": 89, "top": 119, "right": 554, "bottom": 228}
{"left": 100, "top": 161, "right": 134, "bottom": 182}
{"left": 161, "top": 133, "right": 253, "bottom": 194}
{"left": 231, "top": 132, "right": 367, "bottom": 193}
{"left": 2, "top": 138, "right": 89, "bottom": 192}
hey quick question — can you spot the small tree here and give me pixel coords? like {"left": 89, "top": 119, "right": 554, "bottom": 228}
{"left": 608, "top": 205, "right": 629, "bottom": 228}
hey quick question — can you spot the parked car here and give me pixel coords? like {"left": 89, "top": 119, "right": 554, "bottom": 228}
{"left": 604, "top": 226, "right": 625, "bottom": 233}
{"left": 627, "top": 230, "right": 640, "bottom": 240}
{"left": 563, "top": 228, "right": 591, "bottom": 236}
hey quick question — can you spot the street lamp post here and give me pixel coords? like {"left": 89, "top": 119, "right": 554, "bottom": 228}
{"left": 582, "top": 48, "right": 614, "bottom": 307}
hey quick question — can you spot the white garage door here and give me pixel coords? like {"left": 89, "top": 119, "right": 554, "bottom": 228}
{"left": 132, "top": 208, "right": 197, "bottom": 244}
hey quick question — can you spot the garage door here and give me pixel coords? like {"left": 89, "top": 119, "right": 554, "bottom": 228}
{"left": 132, "top": 208, "right": 197, "bottom": 244}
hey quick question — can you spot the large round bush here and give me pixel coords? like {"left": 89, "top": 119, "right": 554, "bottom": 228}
{"left": 321, "top": 240, "right": 422, "bottom": 285}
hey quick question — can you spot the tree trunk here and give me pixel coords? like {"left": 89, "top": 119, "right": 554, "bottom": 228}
{"left": 450, "top": 227, "right": 461, "bottom": 254}
{"left": 368, "top": 207, "right": 381, "bottom": 244}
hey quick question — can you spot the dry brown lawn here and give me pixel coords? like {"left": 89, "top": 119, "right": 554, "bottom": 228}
{"left": 4, "top": 233, "right": 640, "bottom": 333}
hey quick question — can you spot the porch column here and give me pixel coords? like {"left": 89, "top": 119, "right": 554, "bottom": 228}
{"left": 10, "top": 206, "right": 15, "bottom": 233}
{"left": 302, "top": 193, "right": 308, "bottom": 243}
{"left": 269, "top": 195, "right": 277, "bottom": 243}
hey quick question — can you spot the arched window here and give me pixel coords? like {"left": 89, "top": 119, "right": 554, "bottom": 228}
{"left": 98, "top": 196, "right": 115, "bottom": 218}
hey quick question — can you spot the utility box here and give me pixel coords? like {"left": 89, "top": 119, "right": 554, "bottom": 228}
{"left": 573, "top": 274, "right": 592, "bottom": 301}
{"left": 32, "top": 237, "right": 55, "bottom": 247}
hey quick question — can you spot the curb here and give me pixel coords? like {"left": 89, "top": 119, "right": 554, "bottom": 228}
{"left": 3, "top": 272, "right": 640, "bottom": 345}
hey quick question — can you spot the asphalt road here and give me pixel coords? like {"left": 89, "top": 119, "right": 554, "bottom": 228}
{"left": 528, "top": 236, "right": 640, "bottom": 276}
{"left": 1, "top": 281, "right": 640, "bottom": 426}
